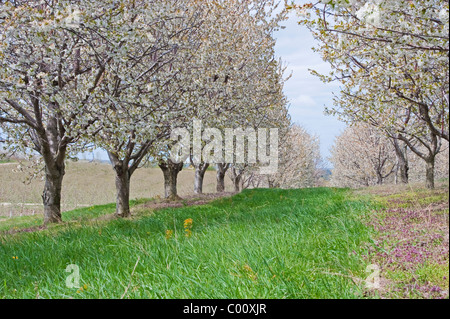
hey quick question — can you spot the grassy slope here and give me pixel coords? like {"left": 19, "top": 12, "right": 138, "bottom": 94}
{"left": 0, "top": 188, "right": 374, "bottom": 299}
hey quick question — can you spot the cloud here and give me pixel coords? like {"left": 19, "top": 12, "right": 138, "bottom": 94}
{"left": 289, "top": 94, "right": 317, "bottom": 108}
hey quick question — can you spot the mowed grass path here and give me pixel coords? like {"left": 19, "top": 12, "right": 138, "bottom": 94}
{"left": 0, "top": 188, "right": 375, "bottom": 299}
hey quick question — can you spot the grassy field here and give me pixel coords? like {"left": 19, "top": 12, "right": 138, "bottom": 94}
{"left": 0, "top": 187, "right": 375, "bottom": 299}
{"left": 1, "top": 158, "right": 448, "bottom": 299}
{"left": 0, "top": 160, "right": 234, "bottom": 217}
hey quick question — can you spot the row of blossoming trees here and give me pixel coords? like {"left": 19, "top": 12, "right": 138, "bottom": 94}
{"left": 0, "top": 0, "right": 322, "bottom": 224}
{"left": 328, "top": 122, "right": 449, "bottom": 188}
{"left": 290, "top": 0, "right": 449, "bottom": 189}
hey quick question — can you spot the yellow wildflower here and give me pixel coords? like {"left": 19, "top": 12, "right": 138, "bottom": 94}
{"left": 183, "top": 218, "right": 193, "bottom": 228}
{"left": 183, "top": 218, "right": 193, "bottom": 237}
{"left": 165, "top": 229, "right": 173, "bottom": 239}
{"left": 77, "top": 284, "right": 88, "bottom": 293}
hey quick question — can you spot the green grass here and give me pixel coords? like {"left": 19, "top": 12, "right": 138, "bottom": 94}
{"left": 384, "top": 263, "right": 449, "bottom": 294}
{"left": 0, "top": 188, "right": 376, "bottom": 299}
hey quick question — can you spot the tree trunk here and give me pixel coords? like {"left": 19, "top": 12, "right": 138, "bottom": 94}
{"left": 194, "top": 163, "right": 209, "bottom": 194}
{"left": 108, "top": 152, "right": 132, "bottom": 218}
{"left": 392, "top": 136, "right": 409, "bottom": 184}
{"left": 42, "top": 164, "right": 65, "bottom": 225}
{"left": 159, "top": 160, "right": 183, "bottom": 200}
{"left": 233, "top": 178, "right": 240, "bottom": 192}
{"left": 216, "top": 163, "right": 229, "bottom": 193}
{"left": 397, "top": 132, "right": 441, "bottom": 190}
{"left": 229, "top": 167, "right": 241, "bottom": 192}
{"left": 114, "top": 169, "right": 131, "bottom": 218}
{"left": 39, "top": 114, "right": 67, "bottom": 225}
{"left": 397, "top": 157, "right": 409, "bottom": 184}
{"left": 376, "top": 171, "right": 383, "bottom": 185}
{"left": 425, "top": 158, "right": 435, "bottom": 189}
{"left": 239, "top": 175, "right": 245, "bottom": 190}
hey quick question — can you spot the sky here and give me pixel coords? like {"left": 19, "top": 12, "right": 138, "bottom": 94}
{"left": 273, "top": 11, "right": 347, "bottom": 165}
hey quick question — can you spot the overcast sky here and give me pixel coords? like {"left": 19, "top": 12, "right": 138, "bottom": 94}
{"left": 274, "top": 12, "right": 347, "bottom": 165}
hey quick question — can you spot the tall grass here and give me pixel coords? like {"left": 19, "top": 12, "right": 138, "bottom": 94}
{"left": 0, "top": 188, "right": 375, "bottom": 299}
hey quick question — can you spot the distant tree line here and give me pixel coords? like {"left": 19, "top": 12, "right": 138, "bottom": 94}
{"left": 329, "top": 122, "right": 449, "bottom": 188}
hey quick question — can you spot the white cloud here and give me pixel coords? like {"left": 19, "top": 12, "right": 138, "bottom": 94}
{"left": 289, "top": 94, "right": 317, "bottom": 108}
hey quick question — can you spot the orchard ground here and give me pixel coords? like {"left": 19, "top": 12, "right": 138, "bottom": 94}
{"left": 0, "top": 160, "right": 448, "bottom": 299}
{"left": 0, "top": 159, "right": 234, "bottom": 218}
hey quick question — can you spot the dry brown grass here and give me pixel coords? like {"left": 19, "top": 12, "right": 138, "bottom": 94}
{"left": 0, "top": 160, "right": 234, "bottom": 217}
